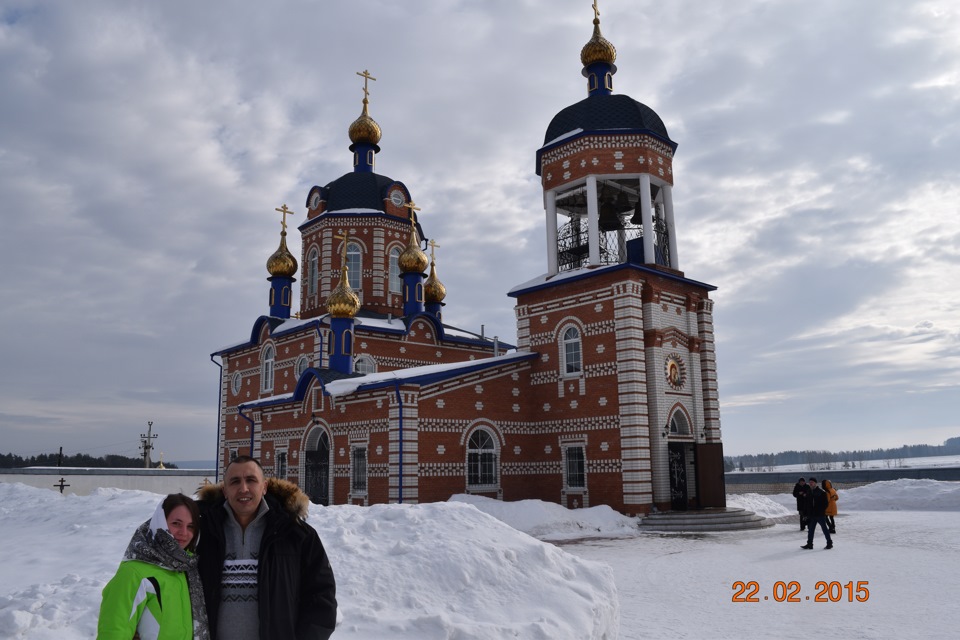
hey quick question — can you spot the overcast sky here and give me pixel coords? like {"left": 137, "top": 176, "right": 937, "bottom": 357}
{"left": 1, "top": 0, "right": 958, "bottom": 462}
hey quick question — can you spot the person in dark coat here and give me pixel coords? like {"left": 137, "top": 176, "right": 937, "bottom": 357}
{"left": 196, "top": 456, "right": 337, "bottom": 639}
{"left": 800, "top": 477, "right": 833, "bottom": 550}
{"left": 791, "top": 477, "right": 809, "bottom": 531}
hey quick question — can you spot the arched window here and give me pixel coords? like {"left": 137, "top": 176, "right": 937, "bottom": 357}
{"left": 347, "top": 242, "right": 362, "bottom": 290}
{"left": 670, "top": 410, "right": 690, "bottom": 435}
{"left": 467, "top": 429, "right": 498, "bottom": 487}
{"left": 561, "top": 326, "right": 582, "bottom": 377}
{"left": 308, "top": 248, "right": 319, "bottom": 296}
{"left": 389, "top": 246, "right": 402, "bottom": 294}
{"left": 261, "top": 345, "right": 275, "bottom": 393}
{"left": 354, "top": 354, "right": 376, "bottom": 375}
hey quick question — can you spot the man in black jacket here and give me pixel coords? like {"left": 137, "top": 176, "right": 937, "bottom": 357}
{"left": 791, "top": 477, "right": 808, "bottom": 531}
{"left": 197, "top": 456, "right": 337, "bottom": 638}
{"left": 800, "top": 477, "right": 833, "bottom": 550}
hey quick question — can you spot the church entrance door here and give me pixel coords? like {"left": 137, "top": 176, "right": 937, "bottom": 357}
{"left": 305, "top": 431, "right": 330, "bottom": 505}
{"left": 668, "top": 442, "right": 688, "bottom": 511}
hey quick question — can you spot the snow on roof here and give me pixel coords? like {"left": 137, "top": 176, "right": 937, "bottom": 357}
{"left": 353, "top": 316, "right": 407, "bottom": 332}
{"left": 543, "top": 127, "right": 584, "bottom": 147}
{"left": 508, "top": 263, "right": 618, "bottom": 295}
{"left": 319, "top": 207, "right": 384, "bottom": 214}
{"left": 324, "top": 351, "right": 534, "bottom": 397}
{"left": 240, "top": 391, "right": 295, "bottom": 408}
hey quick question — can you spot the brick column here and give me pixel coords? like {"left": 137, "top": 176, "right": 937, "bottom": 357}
{"left": 697, "top": 298, "right": 722, "bottom": 441}
{"left": 613, "top": 281, "right": 652, "bottom": 510}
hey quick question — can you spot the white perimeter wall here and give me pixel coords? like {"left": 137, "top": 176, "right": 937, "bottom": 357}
{"left": 1, "top": 468, "right": 216, "bottom": 497}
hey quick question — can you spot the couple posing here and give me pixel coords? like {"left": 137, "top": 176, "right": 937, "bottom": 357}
{"left": 97, "top": 456, "right": 337, "bottom": 639}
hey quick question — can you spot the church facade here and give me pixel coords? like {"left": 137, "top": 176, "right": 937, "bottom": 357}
{"left": 212, "top": 6, "right": 725, "bottom": 516}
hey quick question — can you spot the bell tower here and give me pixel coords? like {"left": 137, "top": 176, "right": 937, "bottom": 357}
{"left": 511, "top": 1, "right": 725, "bottom": 513}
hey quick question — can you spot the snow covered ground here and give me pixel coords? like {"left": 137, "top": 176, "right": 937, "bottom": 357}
{"left": 1, "top": 479, "right": 958, "bottom": 639}
{"left": 734, "top": 453, "right": 960, "bottom": 473}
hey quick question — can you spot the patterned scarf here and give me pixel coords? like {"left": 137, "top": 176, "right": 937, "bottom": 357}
{"left": 124, "top": 519, "right": 212, "bottom": 640}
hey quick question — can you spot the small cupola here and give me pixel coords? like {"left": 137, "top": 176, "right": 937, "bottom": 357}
{"left": 580, "top": 2, "right": 617, "bottom": 96}
{"left": 348, "top": 70, "right": 382, "bottom": 173}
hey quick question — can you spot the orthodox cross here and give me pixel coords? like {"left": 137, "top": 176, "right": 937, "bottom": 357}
{"left": 592, "top": 0, "right": 600, "bottom": 21}
{"left": 334, "top": 231, "right": 352, "bottom": 267}
{"left": 403, "top": 200, "right": 421, "bottom": 226}
{"left": 275, "top": 204, "right": 295, "bottom": 234}
{"left": 53, "top": 477, "right": 70, "bottom": 494}
{"left": 357, "top": 69, "right": 377, "bottom": 101}
{"left": 428, "top": 239, "right": 440, "bottom": 261}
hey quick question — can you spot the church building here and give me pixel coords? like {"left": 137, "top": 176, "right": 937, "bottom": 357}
{"left": 211, "top": 5, "right": 725, "bottom": 515}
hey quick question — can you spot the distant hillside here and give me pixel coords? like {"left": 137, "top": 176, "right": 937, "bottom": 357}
{"left": 724, "top": 436, "right": 960, "bottom": 472}
{"left": 0, "top": 452, "right": 177, "bottom": 469}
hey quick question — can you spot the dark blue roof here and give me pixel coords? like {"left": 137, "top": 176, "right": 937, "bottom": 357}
{"left": 323, "top": 172, "right": 395, "bottom": 211}
{"left": 543, "top": 94, "right": 670, "bottom": 145}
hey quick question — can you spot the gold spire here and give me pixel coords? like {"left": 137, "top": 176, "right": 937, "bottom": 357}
{"left": 348, "top": 69, "right": 382, "bottom": 145}
{"left": 325, "top": 231, "right": 361, "bottom": 318}
{"left": 424, "top": 239, "right": 446, "bottom": 303}
{"left": 398, "top": 202, "right": 428, "bottom": 273}
{"left": 580, "top": 0, "right": 617, "bottom": 67}
{"left": 266, "top": 203, "right": 299, "bottom": 277}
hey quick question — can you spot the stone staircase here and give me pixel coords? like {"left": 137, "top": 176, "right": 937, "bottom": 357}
{"left": 638, "top": 507, "right": 774, "bottom": 532}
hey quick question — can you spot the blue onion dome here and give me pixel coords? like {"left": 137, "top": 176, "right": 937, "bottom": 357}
{"left": 542, "top": 94, "right": 670, "bottom": 146}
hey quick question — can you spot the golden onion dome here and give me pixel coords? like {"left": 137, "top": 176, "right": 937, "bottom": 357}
{"left": 398, "top": 224, "right": 428, "bottom": 273}
{"left": 266, "top": 233, "right": 298, "bottom": 278}
{"left": 325, "top": 267, "right": 361, "bottom": 318}
{"left": 348, "top": 99, "right": 382, "bottom": 146}
{"left": 580, "top": 17, "right": 617, "bottom": 67}
{"left": 424, "top": 259, "right": 446, "bottom": 303}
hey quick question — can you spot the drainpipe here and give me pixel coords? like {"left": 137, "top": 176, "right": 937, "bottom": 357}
{"left": 238, "top": 405, "right": 256, "bottom": 457}
{"left": 210, "top": 355, "right": 223, "bottom": 482}
{"left": 394, "top": 383, "right": 403, "bottom": 504}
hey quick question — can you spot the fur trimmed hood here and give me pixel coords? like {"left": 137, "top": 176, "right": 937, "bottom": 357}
{"left": 196, "top": 477, "right": 311, "bottom": 520}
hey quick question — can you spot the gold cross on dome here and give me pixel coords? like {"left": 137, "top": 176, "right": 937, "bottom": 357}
{"left": 428, "top": 239, "right": 440, "bottom": 260}
{"left": 334, "top": 231, "right": 351, "bottom": 265}
{"left": 357, "top": 69, "right": 377, "bottom": 101}
{"left": 275, "top": 204, "right": 295, "bottom": 233}
{"left": 592, "top": 0, "right": 600, "bottom": 21}
{"left": 403, "top": 200, "right": 421, "bottom": 225}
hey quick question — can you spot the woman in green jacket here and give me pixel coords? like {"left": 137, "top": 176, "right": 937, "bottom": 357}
{"left": 98, "top": 493, "right": 210, "bottom": 640}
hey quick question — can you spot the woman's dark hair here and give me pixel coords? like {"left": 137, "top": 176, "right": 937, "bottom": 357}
{"left": 161, "top": 493, "right": 201, "bottom": 553}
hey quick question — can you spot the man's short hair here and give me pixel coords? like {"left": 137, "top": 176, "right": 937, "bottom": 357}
{"left": 226, "top": 455, "right": 264, "bottom": 474}
{"left": 807, "top": 477, "right": 817, "bottom": 483}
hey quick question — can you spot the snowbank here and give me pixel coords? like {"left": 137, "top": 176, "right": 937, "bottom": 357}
{"left": 766, "top": 478, "right": 960, "bottom": 512}
{"left": 0, "top": 483, "right": 618, "bottom": 639}
{"left": 725, "top": 493, "right": 793, "bottom": 518}
{"left": 451, "top": 494, "right": 639, "bottom": 540}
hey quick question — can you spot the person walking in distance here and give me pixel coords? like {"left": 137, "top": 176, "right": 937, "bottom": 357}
{"left": 823, "top": 479, "right": 839, "bottom": 534}
{"left": 800, "top": 477, "right": 833, "bottom": 550}
{"left": 792, "top": 477, "right": 809, "bottom": 531}
{"left": 196, "top": 456, "right": 338, "bottom": 639}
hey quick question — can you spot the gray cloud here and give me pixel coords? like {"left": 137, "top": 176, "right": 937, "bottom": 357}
{"left": 1, "top": 0, "right": 958, "bottom": 460}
